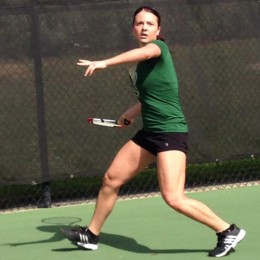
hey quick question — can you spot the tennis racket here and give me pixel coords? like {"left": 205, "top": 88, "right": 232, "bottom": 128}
{"left": 88, "top": 117, "right": 130, "bottom": 128}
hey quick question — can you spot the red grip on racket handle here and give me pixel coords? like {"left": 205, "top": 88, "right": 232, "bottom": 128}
{"left": 124, "top": 119, "right": 131, "bottom": 126}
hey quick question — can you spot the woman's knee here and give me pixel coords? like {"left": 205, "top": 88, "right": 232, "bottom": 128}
{"left": 102, "top": 171, "right": 124, "bottom": 190}
{"left": 162, "top": 193, "right": 186, "bottom": 212}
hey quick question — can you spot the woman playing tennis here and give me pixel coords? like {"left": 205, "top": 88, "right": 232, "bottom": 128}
{"left": 61, "top": 6, "right": 245, "bottom": 257}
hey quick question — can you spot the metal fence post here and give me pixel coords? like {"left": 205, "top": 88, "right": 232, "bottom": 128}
{"left": 31, "top": 0, "right": 51, "bottom": 207}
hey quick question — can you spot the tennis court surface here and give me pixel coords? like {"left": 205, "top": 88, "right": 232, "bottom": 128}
{"left": 1, "top": 185, "right": 259, "bottom": 260}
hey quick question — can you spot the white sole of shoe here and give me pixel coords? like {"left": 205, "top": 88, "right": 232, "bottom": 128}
{"left": 77, "top": 242, "right": 98, "bottom": 250}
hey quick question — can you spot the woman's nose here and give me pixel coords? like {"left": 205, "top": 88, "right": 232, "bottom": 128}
{"left": 142, "top": 23, "right": 148, "bottom": 30}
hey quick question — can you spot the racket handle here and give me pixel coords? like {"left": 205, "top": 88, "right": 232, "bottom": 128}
{"left": 124, "top": 119, "right": 131, "bottom": 126}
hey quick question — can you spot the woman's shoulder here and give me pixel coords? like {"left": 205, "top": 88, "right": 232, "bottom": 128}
{"left": 150, "top": 40, "right": 169, "bottom": 53}
{"left": 152, "top": 39, "right": 168, "bottom": 47}
{"left": 150, "top": 40, "right": 170, "bottom": 58}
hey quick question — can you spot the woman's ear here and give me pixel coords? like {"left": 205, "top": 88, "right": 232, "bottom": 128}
{"left": 156, "top": 27, "right": 161, "bottom": 36}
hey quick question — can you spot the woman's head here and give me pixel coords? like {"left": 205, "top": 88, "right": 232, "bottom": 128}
{"left": 132, "top": 6, "right": 161, "bottom": 27}
{"left": 132, "top": 6, "right": 163, "bottom": 45}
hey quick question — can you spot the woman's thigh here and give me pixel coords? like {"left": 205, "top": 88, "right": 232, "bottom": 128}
{"left": 157, "top": 150, "right": 187, "bottom": 197}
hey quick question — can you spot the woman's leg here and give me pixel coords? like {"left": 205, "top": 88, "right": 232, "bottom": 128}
{"left": 88, "top": 140, "right": 155, "bottom": 235}
{"left": 157, "top": 150, "right": 229, "bottom": 232}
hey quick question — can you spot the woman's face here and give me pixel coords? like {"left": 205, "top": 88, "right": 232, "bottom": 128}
{"left": 132, "top": 10, "right": 161, "bottom": 46}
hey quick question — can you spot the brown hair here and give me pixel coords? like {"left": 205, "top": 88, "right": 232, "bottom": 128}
{"left": 132, "top": 6, "right": 165, "bottom": 41}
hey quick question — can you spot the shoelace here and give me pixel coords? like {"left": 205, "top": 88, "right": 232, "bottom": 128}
{"left": 71, "top": 225, "right": 86, "bottom": 233}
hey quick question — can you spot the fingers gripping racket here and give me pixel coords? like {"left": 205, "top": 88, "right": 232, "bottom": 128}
{"left": 88, "top": 117, "right": 130, "bottom": 128}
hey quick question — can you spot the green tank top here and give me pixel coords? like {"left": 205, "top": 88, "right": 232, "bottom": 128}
{"left": 134, "top": 40, "right": 188, "bottom": 133}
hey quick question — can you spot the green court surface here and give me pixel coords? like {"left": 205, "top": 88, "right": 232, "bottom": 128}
{"left": 1, "top": 185, "right": 259, "bottom": 260}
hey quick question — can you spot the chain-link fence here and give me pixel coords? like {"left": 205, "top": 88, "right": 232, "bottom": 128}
{"left": 0, "top": 0, "right": 259, "bottom": 211}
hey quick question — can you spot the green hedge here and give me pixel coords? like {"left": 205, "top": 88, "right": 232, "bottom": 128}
{"left": 1, "top": 158, "right": 259, "bottom": 211}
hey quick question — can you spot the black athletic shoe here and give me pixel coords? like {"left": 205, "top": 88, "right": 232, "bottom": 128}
{"left": 208, "top": 224, "right": 246, "bottom": 257}
{"left": 60, "top": 226, "right": 99, "bottom": 250}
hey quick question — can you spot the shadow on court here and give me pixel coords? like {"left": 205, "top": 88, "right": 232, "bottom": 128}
{"left": 5, "top": 224, "right": 208, "bottom": 255}
{"left": 99, "top": 232, "right": 208, "bottom": 255}
{"left": 4, "top": 225, "right": 67, "bottom": 247}
{"left": 4, "top": 216, "right": 81, "bottom": 247}
{"left": 53, "top": 231, "right": 208, "bottom": 255}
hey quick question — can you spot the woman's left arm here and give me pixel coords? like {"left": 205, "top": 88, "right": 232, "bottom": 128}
{"left": 77, "top": 43, "right": 161, "bottom": 76}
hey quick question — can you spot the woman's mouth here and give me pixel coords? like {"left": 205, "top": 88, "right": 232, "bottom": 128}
{"left": 140, "top": 33, "right": 148, "bottom": 38}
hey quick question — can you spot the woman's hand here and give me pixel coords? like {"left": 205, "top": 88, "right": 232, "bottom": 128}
{"left": 117, "top": 117, "right": 133, "bottom": 128}
{"left": 77, "top": 59, "right": 107, "bottom": 76}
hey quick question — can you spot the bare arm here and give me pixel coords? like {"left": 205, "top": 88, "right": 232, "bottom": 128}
{"left": 77, "top": 43, "right": 161, "bottom": 76}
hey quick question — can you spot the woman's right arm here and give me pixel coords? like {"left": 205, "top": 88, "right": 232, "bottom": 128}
{"left": 118, "top": 102, "right": 141, "bottom": 127}
{"left": 77, "top": 43, "right": 161, "bottom": 76}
